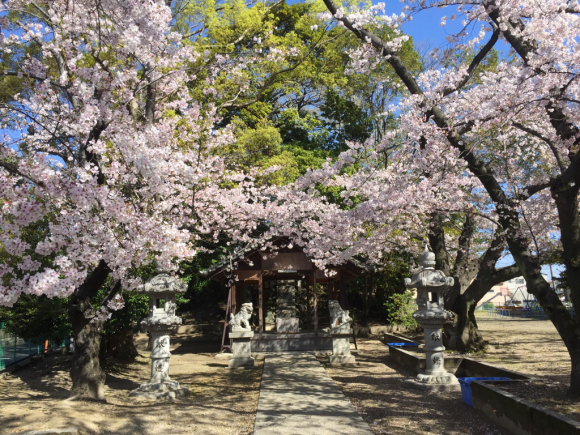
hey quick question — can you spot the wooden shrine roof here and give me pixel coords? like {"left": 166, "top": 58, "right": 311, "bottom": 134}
{"left": 200, "top": 237, "right": 369, "bottom": 285}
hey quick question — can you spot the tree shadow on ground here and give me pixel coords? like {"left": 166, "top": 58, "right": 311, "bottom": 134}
{"left": 323, "top": 339, "right": 511, "bottom": 435}
{"left": 1, "top": 336, "right": 263, "bottom": 435}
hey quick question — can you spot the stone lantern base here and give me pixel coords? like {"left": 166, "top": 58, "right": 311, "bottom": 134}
{"left": 228, "top": 330, "right": 255, "bottom": 368}
{"left": 130, "top": 380, "right": 189, "bottom": 400}
{"left": 129, "top": 323, "right": 189, "bottom": 400}
{"left": 329, "top": 327, "right": 356, "bottom": 365}
{"left": 404, "top": 377, "right": 461, "bottom": 392}
{"left": 416, "top": 372, "right": 459, "bottom": 384}
{"left": 404, "top": 366, "right": 460, "bottom": 392}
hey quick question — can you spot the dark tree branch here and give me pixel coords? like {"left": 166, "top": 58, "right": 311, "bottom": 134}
{"left": 442, "top": 28, "right": 500, "bottom": 96}
{"left": 0, "top": 160, "right": 46, "bottom": 188}
{"left": 70, "top": 260, "right": 111, "bottom": 308}
{"left": 518, "top": 182, "right": 551, "bottom": 200}
{"left": 80, "top": 119, "right": 110, "bottom": 186}
{"left": 428, "top": 212, "right": 452, "bottom": 276}
{"left": 100, "top": 279, "right": 122, "bottom": 309}
{"left": 484, "top": 2, "right": 536, "bottom": 62}
{"left": 512, "top": 121, "right": 566, "bottom": 172}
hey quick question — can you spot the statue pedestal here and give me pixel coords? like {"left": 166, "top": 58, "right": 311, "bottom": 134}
{"left": 228, "top": 330, "right": 255, "bottom": 368}
{"left": 329, "top": 327, "right": 355, "bottom": 365}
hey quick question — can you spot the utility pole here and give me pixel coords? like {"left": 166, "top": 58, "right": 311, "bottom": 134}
{"left": 549, "top": 264, "right": 556, "bottom": 291}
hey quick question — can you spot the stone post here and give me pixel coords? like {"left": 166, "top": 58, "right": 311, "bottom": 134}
{"left": 129, "top": 264, "right": 189, "bottom": 399}
{"left": 328, "top": 300, "right": 355, "bottom": 365}
{"left": 276, "top": 280, "right": 299, "bottom": 332}
{"left": 404, "top": 245, "right": 460, "bottom": 391}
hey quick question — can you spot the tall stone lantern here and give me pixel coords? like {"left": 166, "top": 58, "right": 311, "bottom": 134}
{"left": 130, "top": 263, "right": 189, "bottom": 399}
{"left": 404, "top": 245, "right": 460, "bottom": 390}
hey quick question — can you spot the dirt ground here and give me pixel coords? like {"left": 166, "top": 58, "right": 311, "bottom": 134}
{"left": 473, "top": 315, "right": 579, "bottom": 421}
{"left": 322, "top": 340, "right": 510, "bottom": 435}
{"left": 0, "top": 334, "right": 262, "bottom": 435}
{"left": 1, "top": 315, "right": 578, "bottom": 435}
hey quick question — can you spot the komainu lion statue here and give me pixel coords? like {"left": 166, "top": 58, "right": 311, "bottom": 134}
{"left": 229, "top": 302, "right": 253, "bottom": 331}
{"left": 328, "top": 300, "right": 352, "bottom": 331}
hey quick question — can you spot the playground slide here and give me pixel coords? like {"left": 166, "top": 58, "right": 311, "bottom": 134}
{"left": 476, "top": 294, "right": 499, "bottom": 310}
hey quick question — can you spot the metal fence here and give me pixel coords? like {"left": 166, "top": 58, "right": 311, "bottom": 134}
{"left": 0, "top": 321, "right": 70, "bottom": 370}
{"left": 484, "top": 306, "right": 568, "bottom": 318}
{"left": 0, "top": 328, "right": 42, "bottom": 370}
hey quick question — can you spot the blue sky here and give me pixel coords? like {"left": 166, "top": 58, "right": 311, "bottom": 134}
{"left": 381, "top": 2, "right": 511, "bottom": 59}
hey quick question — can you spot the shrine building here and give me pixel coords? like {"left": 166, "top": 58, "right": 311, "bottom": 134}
{"left": 201, "top": 237, "right": 367, "bottom": 352}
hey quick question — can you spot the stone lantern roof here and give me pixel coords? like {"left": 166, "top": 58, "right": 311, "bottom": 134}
{"left": 404, "top": 245, "right": 452, "bottom": 290}
{"left": 142, "top": 273, "right": 187, "bottom": 294}
{"left": 137, "top": 261, "right": 187, "bottom": 294}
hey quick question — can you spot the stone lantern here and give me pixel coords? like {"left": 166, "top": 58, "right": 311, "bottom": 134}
{"left": 130, "top": 263, "right": 189, "bottom": 399}
{"left": 404, "top": 245, "right": 459, "bottom": 390}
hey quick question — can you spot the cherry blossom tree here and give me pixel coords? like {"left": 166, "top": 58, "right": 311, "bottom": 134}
{"left": 312, "top": 0, "right": 580, "bottom": 392}
{"left": 263, "top": 130, "right": 555, "bottom": 351}
{"left": 0, "top": 0, "right": 284, "bottom": 400}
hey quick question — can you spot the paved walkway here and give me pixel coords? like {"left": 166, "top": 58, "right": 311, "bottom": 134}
{"left": 254, "top": 354, "right": 374, "bottom": 434}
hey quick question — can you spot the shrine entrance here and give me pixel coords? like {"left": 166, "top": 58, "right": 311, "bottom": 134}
{"left": 200, "top": 238, "right": 367, "bottom": 352}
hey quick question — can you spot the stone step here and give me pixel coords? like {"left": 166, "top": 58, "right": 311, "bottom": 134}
{"left": 252, "top": 334, "right": 332, "bottom": 352}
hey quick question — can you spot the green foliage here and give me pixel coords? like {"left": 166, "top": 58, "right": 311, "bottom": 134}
{"left": 0, "top": 295, "right": 72, "bottom": 344}
{"left": 171, "top": 0, "right": 420, "bottom": 189}
{"left": 347, "top": 251, "right": 414, "bottom": 323}
{"left": 384, "top": 291, "right": 420, "bottom": 330}
{"left": 102, "top": 291, "right": 149, "bottom": 336}
{"left": 482, "top": 302, "right": 495, "bottom": 310}
{"left": 319, "top": 89, "right": 373, "bottom": 153}
{"left": 178, "top": 249, "right": 229, "bottom": 322}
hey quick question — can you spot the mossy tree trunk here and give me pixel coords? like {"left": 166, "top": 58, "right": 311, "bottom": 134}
{"left": 68, "top": 261, "right": 121, "bottom": 401}
{"left": 429, "top": 213, "right": 520, "bottom": 352}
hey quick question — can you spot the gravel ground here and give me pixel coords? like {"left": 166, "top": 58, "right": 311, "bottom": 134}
{"left": 0, "top": 334, "right": 262, "bottom": 435}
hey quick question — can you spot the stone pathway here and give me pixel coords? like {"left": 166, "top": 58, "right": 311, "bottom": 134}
{"left": 253, "top": 354, "right": 374, "bottom": 434}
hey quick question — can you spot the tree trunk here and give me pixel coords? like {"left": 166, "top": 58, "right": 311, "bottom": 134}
{"left": 68, "top": 261, "right": 110, "bottom": 401}
{"left": 506, "top": 227, "right": 580, "bottom": 396}
{"left": 363, "top": 276, "right": 370, "bottom": 319}
{"left": 552, "top": 182, "right": 580, "bottom": 394}
{"left": 444, "top": 294, "right": 485, "bottom": 352}
{"left": 102, "top": 330, "right": 138, "bottom": 361}
{"left": 430, "top": 213, "right": 485, "bottom": 351}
